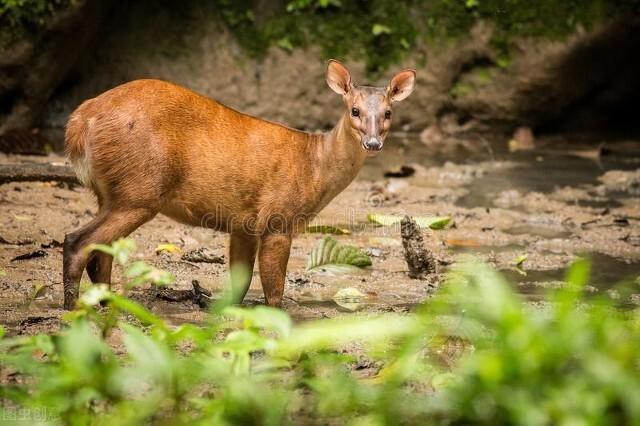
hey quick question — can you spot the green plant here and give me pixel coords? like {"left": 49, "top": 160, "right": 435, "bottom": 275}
{"left": 0, "top": 240, "right": 638, "bottom": 425}
{"left": 0, "top": 0, "right": 71, "bottom": 44}
{"left": 306, "top": 236, "right": 372, "bottom": 273}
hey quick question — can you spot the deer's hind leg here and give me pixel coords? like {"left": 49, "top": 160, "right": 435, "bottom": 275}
{"left": 84, "top": 196, "right": 115, "bottom": 286}
{"left": 86, "top": 252, "right": 113, "bottom": 285}
{"left": 63, "top": 207, "right": 156, "bottom": 310}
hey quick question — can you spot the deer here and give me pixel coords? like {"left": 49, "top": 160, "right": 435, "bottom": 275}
{"left": 63, "top": 59, "right": 416, "bottom": 310}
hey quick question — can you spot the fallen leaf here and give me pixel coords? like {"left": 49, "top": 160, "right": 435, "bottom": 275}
{"left": 306, "top": 225, "right": 351, "bottom": 235}
{"left": 368, "top": 237, "right": 402, "bottom": 247}
{"left": 333, "top": 287, "right": 367, "bottom": 311}
{"left": 368, "top": 214, "right": 452, "bottom": 230}
{"left": 307, "top": 236, "right": 371, "bottom": 274}
{"left": 514, "top": 254, "right": 528, "bottom": 267}
{"left": 155, "top": 243, "right": 181, "bottom": 255}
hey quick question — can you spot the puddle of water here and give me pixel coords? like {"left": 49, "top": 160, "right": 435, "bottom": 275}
{"left": 505, "top": 224, "right": 571, "bottom": 239}
{"left": 294, "top": 299, "right": 416, "bottom": 313}
{"left": 450, "top": 243, "right": 524, "bottom": 255}
{"left": 357, "top": 134, "right": 493, "bottom": 181}
{"left": 455, "top": 153, "right": 635, "bottom": 209}
{"left": 357, "top": 135, "right": 636, "bottom": 211}
{"left": 576, "top": 199, "right": 623, "bottom": 209}
{"left": 502, "top": 253, "right": 639, "bottom": 300}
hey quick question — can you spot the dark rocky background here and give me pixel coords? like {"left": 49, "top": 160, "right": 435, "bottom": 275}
{"left": 1, "top": 0, "right": 639, "bottom": 153}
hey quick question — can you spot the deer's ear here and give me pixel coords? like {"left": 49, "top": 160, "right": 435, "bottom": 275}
{"left": 387, "top": 69, "right": 416, "bottom": 102}
{"left": 326, "top": 59, "right": 352, "bottom": 96}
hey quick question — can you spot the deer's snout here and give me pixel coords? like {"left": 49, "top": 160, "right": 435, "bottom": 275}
{"left": 363, "top": 136, "right": 383, "bottom": 151}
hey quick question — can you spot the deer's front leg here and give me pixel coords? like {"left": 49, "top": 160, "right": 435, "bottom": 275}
{"left": 258, "top": 232, "right": 292, "bottom": 307}
{"left": 229, "top": 231, "right": 259, "bottom": 304}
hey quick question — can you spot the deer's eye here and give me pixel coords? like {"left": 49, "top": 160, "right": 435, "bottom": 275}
{"left": 385, "top": 110, "right": 392, "bottom": 120}
{"left": 351, "top": 107, "right": 360, "bottom": 117}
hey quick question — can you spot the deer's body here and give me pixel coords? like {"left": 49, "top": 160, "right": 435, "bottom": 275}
{"left": 63, "top": 61, "right": 415, "bottom": 310}
{"left": 68, "top": 79, "right": 364, "bottom": 233}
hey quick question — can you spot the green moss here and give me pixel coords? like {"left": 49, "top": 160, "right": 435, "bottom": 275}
{"left": 210, "top": 0, "right": 637, "bottom": 74}
{"left": 450, "top": 81, "right": 473, "bottom": 98}
{"left": 211, "top": 0, "right": 418, "bottom": 74}
{"left": 2, "top": 0, "right": 638, "bottom": 72}
{"left": 0, "top": 0, "right": 72, "bottom": 46}
{"left": 474, "top": 67, "right": 492, "bottom": 84}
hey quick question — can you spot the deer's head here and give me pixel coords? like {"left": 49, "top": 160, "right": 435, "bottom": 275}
{"left": 326, "top": 59, "right": 416, "bottom": 153}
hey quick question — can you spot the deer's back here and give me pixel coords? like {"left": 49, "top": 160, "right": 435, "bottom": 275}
{"left": 67, "top": 79, "right": 317, "bottom": 230}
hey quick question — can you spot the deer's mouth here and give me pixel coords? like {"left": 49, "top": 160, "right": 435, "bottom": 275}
{"left": 362, "top": 136, "right": 383, "bottom": 153}
{"left": 362, "top": 143, "right": 383, "bottom": 153}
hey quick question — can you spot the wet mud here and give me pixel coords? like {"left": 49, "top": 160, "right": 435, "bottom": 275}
{"left": 1, "top": 136, "right": 639, "bottom": 335}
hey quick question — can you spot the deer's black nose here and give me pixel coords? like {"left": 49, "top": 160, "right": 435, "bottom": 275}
{"left": 364, "top": 137, "right": 382, "bottom": 151}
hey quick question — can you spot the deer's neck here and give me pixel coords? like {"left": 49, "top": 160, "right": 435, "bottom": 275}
{"left": 310, "top": 114, "right": 368, "bottom": 208}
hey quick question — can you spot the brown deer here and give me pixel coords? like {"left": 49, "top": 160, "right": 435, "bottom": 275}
{"left": 63, "top": 59, "right": 416, "bottom": 310}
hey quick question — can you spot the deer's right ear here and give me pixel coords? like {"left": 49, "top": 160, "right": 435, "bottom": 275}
{"left": 326, "top": 59, "right": 352, "bottom": 96}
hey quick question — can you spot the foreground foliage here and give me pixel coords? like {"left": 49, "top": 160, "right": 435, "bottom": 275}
{"left": 0, "top": 241, "right": 638, "bottom": 425}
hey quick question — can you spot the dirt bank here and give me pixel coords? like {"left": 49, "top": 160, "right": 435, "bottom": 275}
{"left": 2, "top": 2, "right": 640, "bottom": 150}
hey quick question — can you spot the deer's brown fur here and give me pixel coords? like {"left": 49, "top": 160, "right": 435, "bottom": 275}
{"left": 63, "top": 60, "right": 416, "bottom": 310}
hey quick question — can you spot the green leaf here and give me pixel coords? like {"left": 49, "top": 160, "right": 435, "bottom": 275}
{"left": 125, "top": 261, "right": 174, "bottom": 287}
{"left": 120, "top": 323, "right": 174, "bottom": 389}
{"left": 110, "top": 295, "right": 166, "bottom": 328}
{"left": 306, "top": 225, "right": 351, "bottom": 235}
{"left": 154, "top": 243, "right": 181, "bottom": 254}
{"left": 367, "top": 214, "right": 452, "bottom": 230}
{"left": 465, "top": 0, "right": 479, "bottom": 8}
{"left": 223, "top": 306, "right": 293, "bottom": 337}
{"left": 306, "top": 237, "right": 371, "bottom": 273}
{"left": 277, "top": 37, "right": 294, "bottom": 51}
{"left": 432, "top": 372, "right": 458, "bottom": 390}
{"left": 79, "top": 284, "right": 112, "bottom": 307}
{"left": 513, "top": 254, "right": 528, "bottom": 267}
{"left": 333, "top": 287, "right": 366, "bottom": 302}
{"left": 372, "top": 24, "right": 392, "bottom": 36}
{"left": 565, "top": 257, "right": 590, "bottom": 288}
{"left": 318, "top": 0, "right": 341, "bottom": 7}
{"left": 87, "top": 238, "right": 136, "bottom": 266}
{"left": 333, "top": 288, "right": 367, "bottom": 311}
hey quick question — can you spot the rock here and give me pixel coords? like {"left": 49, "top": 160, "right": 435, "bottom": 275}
{"left": 508, "top": 126, "right": 535, "bottom": 151}
{"left": 494, "top": 190, "right": 523, "bottom": 209}
{"left": 598, "top": 170, "right": 640, "bottom": 195}
{"left": 383, "top": 165, "right": 415, "bottom": 178}
{"left": 0, "top": 1, "right": 114, "bottom": 140}
{"left": 3, "top": 4, "right": 640, "bottom": 146}
{"left": 621, "top": 234, "right": 640, "bottom": 247}
{"left": 287, "top": 273, "right": 309, "bottom": 288}
{"left": 400, "top": 216, "right": 437, "bottom": 279}
{"left": 419, "top": 124, "right": 444, "bottom": 146}
{"left": 366, "top": 248, "right": 382, "bottom": 257}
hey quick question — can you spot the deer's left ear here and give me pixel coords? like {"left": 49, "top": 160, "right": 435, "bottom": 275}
{"left": 387, "top": 69, "right": 416, "bottom": 102}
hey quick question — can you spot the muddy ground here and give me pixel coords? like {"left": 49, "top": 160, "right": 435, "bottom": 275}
{"left": 1, "top": 136, "right": 639, "bottom": 335}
